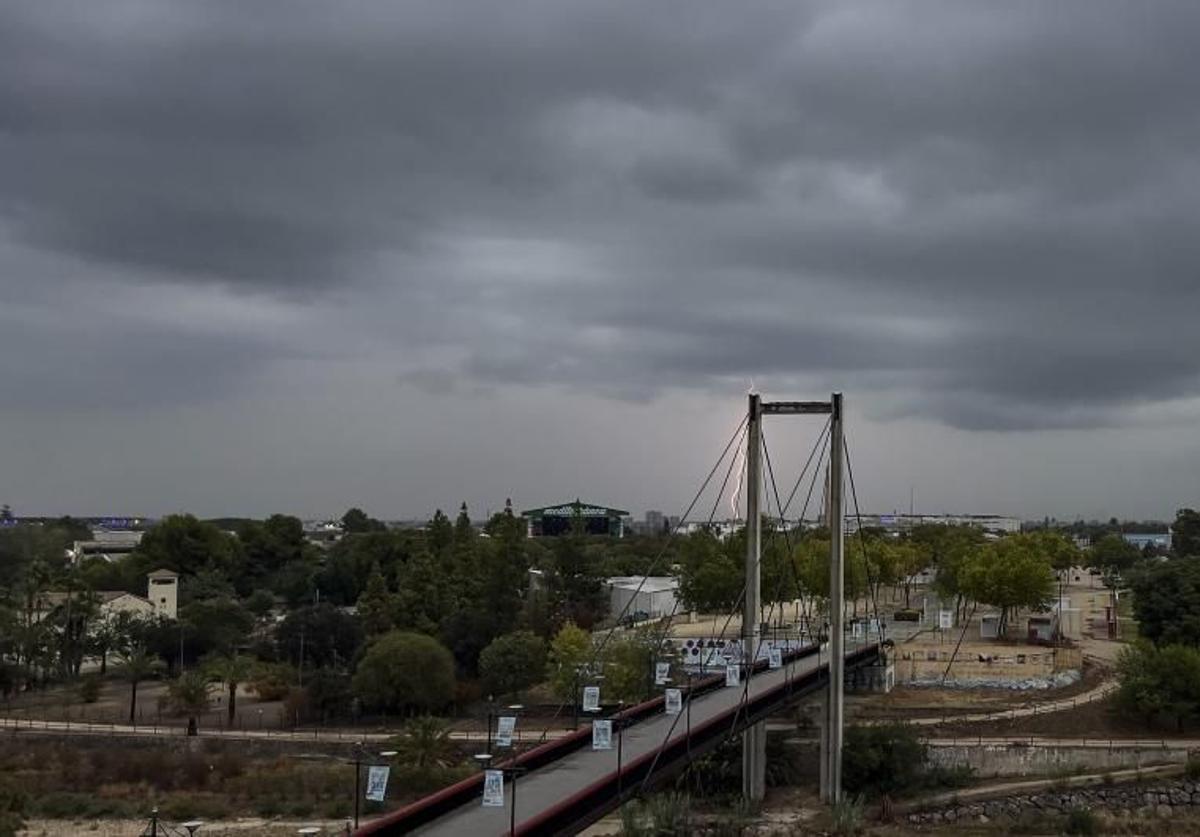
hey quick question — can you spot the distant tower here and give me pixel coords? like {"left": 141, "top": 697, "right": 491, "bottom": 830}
{"left": 146, "top": 569, "right": 179, "bottom": 619}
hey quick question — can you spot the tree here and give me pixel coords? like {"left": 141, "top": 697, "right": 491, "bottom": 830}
{"left": 1173, "top": 509, "right": 1200, "bottom": 559}
{"left": 546, "top": 621, "right": 593, "bottom": 701}
{"left": 1089, "top": 534, "right": 1141, "bottom": 588}
{"left": 180, "top": 596, "right": 254, "bottom": 661}
{"left": 391, "top": 715, "right": 454, "bottom": 769}
{"left": 676, "top": 531, "right": 741, "bottom": 613}
{"left": 356, "top": 565, "right": 394, "bottom": 636}
{"left": 342, "top": 507, "right": 387, "bottom": 534}
{"left": 168, "top": 670, "right": 211, "bottom": 735}
{"left": 1115, "top": 641, "right": 1200, "bottom": 730}
{"left": 602, "top": 631, "right": 672, "bottom": 703}
{"left": 352, "top": 631, "right": 455, "bottom": 715}
{"left": 203, "top": 653, "right": 255, "bottom": 724}
{"left": 1128, "top": 558, "right": 1200, "bottom": 647}
{"left": 960, "top": 536, "right": 1055, "bottom": 635}
{"left": 277, "top": 603, "right": 364, "bottom": 672}
{"left": 133, "top": 514, "right": 237, "bottom": 579}
{"left": 117, "top": 648, "right": 161, "bottom": 724}
{"left": 479, "top": 631, "right": 546, "bottom": 698}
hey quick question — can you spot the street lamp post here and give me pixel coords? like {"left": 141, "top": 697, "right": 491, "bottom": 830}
{"left": 615, "top": 701, "right": 626, "bottom": 797}
{"left": 352, "top": 743, "right": 397, "bottom": 830}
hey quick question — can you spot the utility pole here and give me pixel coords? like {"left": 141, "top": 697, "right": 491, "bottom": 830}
{"left": 825, "top": 392, "right": 845, "bottom": 804}
{"left": 742, "top": 392, "right": 766, "bottom": 802}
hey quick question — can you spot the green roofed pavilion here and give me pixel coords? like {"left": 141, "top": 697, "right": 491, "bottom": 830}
{"left": 520, "top": 499, "right": 629, "bottom": 537}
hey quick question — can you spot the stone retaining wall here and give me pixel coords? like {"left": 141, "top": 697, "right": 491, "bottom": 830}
{"left": 906, "top": 778, "right": 1200, "bottom": 826}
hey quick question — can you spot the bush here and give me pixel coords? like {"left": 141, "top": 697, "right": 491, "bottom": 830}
{"left": 249, "top": 662, "right": 297, "bottom": 701}
{"left": 352, "top": 631, "right": 456, "bottom": 714}
{"left": 78, "top": 675, "right": 102, "bottom": 703}
{"left": 893, "top": 609, "right": 921, "bottom": 622}
{"left": 1064, "top": 806, "right": 1098, "bottom": 836}
{"left": 479, "top": 631, "right": 546, "bottom": 698}
{"left": 620, "top": 793, "right": 689, "bottom": 836}
{"left": 830, "top": 795, "right": 864, "bottom": 836}
{"left": 1186, "top": 756, "right": 1200, "bottom": 780}
{"left": 843, "top": 724, "right": 970, "bottom": 798}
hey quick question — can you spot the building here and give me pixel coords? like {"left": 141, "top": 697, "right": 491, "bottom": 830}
{"left": 146, "top": 569, "right": 179, "bottom": 619}
{"left": 605, "top": 576, "right": 679, "bottom": 619}
{"left": 68, "top": 529, "right": 143, "bottom": 565}
{"left": 521, "top": 500, "right": 629, "bottom": 537}
{"left": 643, "top": 510, "right": 667, "bottom": 536}
{"left": 32, "top": 570, "right": 178, "bottom": 623}
{"left": 846, "top": 513, "right": 1022, "bottom": 535}
{"left": 1123, "top": 532, "right": 1172, "bottom": 551}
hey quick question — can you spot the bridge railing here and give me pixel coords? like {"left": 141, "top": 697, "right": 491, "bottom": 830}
{"left": 354, "top": 643, "right": 832, "bottom": 835}
{"left": 516, "top": 643, "right": 882, "bottom": 836}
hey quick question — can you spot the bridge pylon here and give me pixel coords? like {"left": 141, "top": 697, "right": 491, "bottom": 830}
{"left": 745, "top": 393, "right": 845, "bottom": 805}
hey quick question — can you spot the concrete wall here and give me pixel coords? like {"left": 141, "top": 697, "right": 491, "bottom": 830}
{"left": 928, "top": 741, "right": 1189, "bottom": 778}
{"left": 895, "top": 642, "right": 1082, "bottom": 685}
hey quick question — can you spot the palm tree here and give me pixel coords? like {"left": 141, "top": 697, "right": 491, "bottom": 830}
{"left": 391, "top": 715, "right": 453, "bottom": 768}
{"left": 117, "top": 648, "right": 161, "bottom": 724}
{"left": 203, "top": 654, "right": 254, "bottom": 724}
{"left": 169, "top": 670, "right": 211, "bottom": 736}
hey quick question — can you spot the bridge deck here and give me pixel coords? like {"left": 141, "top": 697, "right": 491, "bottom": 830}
{"left": 364, "top": 639, "right": 878, "bottom": 836}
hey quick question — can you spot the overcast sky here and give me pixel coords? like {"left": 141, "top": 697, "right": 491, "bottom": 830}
{"left": 3, "top": 0, "right": 1199, "bottom": 522}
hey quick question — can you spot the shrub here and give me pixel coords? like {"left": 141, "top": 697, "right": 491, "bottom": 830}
{"left": 830, "top": 795, "right": 864, "bottom": 836}
{"left": 78, "top": 675, "right": 102, "bottom": 703}
{"left": 1064, "top": 806, "right": 1098, "bottom": 836}
{"left": 1187, "top": 756, "right": 1200, "bottom": 781}
{"left": 620, "top": 793, "right": 689, "bottom": 836}
{"left": 352, "top": 631, "right": 456, "bottom": 714}
{"left": 843, "top": 723, "right": 970, "bottom": 798}
{"left": 249, "top": 662, "right": 297, "bottom": 701}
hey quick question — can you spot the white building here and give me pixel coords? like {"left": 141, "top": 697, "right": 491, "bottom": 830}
{"left": 606, "top": 576, "right": 679, "bottom": 620}
{"left": 846, "top": 513, "right": 1022, "bottom": 535}
{"left": 146, "top": 568, "right": 179, "bottom": 619}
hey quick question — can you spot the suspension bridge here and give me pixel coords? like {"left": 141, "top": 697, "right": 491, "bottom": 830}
{"left": 356, "top": 392, "right": 890, "bottom": 836}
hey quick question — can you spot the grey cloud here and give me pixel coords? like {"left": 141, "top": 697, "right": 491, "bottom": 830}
{"left": 2, "top": 0, "right": 1200, "bottom": 435}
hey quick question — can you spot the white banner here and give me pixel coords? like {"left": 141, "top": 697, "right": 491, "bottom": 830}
{"left": 852, "top": 621, "right": 865, "bottom": 640}
{"left": 938, "top": 609, "right": 954, "bottom": 630}
{"left": 495, "top": 715, "right": 516, "bottom": 748}
{"left": 582, "top": 685, "right": 601, "bottom": 713}
{"left": 725, "top": 664, "right": 740, "bottom": 687}
{"left": 482, "top": 770, "right": 504, "bottom": 807}
{"left": 768, "top": 647, "right": 783, "bottom": 670}
{"left": 665, "top": 688, "right": 682, "bottom": 715}
{"left": 364, "top": 765, "right": 390, "bottom": 802}
{"left": 592, "top": 719, "right": 613, "bottom": 750}
{"left": 654, "top": 661, "right": 670, "bottom": 685}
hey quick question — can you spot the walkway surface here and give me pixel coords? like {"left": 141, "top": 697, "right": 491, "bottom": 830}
{"left": 409, "top": 641, "right": 874, "bottom": 836}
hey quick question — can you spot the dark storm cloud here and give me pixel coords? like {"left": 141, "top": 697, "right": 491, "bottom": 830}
{"left": 2, "top": 0, "right": 1200, "bottom": 429}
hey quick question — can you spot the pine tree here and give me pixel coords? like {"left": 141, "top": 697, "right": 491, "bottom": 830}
{"left": 357, "top": 564, "right": 394, "bottom": 636}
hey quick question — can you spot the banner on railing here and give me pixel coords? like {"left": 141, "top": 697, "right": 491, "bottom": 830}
{"left": 582, "top": 686, "right": 601, "bottom": 713}
{"left": 725, "top": 664, "right": 740, "bottom": 687}
{"left": 655, "top": 662, "right": 670, "bottom": 685}
{"left": 592, "top": 719, "right": 613, "bottom": 750}
{"left": 482, "top": 769, "right": 504, "bottom": 806}
{"left": 665, "top": 688, "right": 682, "bottom": 715}
{"left": 365, "top": 765, "right": 390, "bottom": 802}
{"left": 496, "top": 715, "right": 516, "bottom": 748}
